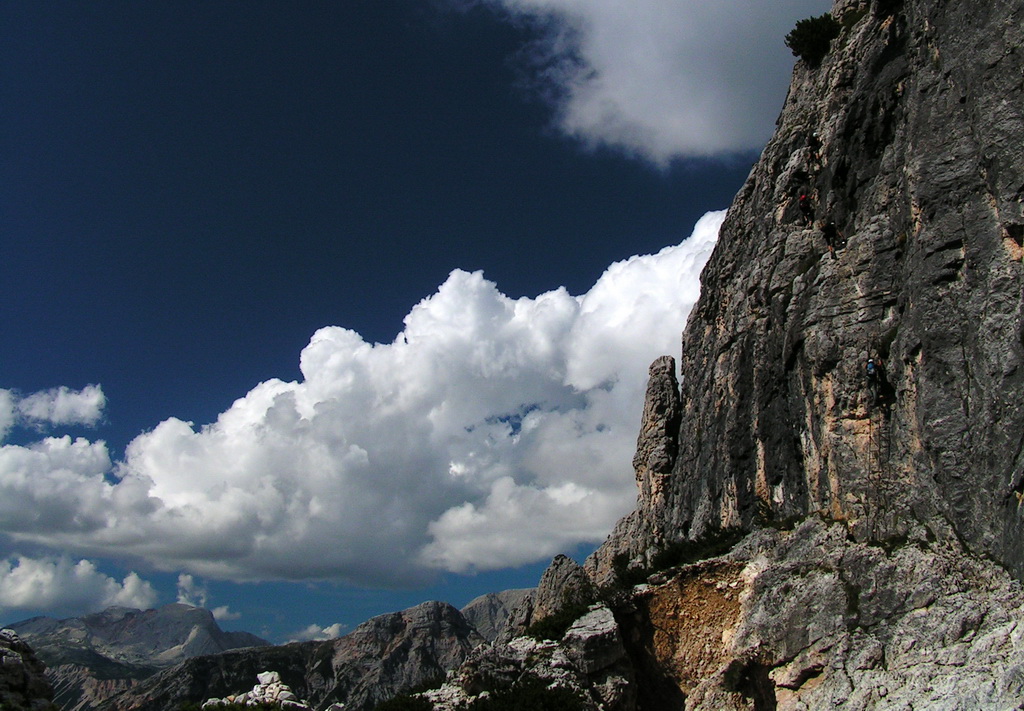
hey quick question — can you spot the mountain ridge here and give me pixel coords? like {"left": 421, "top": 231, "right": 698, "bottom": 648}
{"left": 8, "top": 603, "right": 268, "bottom": 711}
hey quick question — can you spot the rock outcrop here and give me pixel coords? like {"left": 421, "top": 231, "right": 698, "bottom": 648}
{"left": 588, "top": 356, "right": 683, "bottom": 587}
{"left": 460, "top": 588, "right": 533, "bottom": 643}
{"left": 97, "top": 601, "right": 484, "bottom": 711}
{"left": 0, "top": 628, "right": 58, "bottom": 711}
{"left": 423, "top": 603, "right": 634, "bottom": 711}
{"left": 201, "top": 669, "right": 343, "bottom": 710}
{"left": 499, "top": 555, "right": 598, "bottom": 643}
{"left": 590, "top": 0, "right": 1024, "bottom": 580}
{"left": 618, "top": 518, "right": 1024, "bottom": 710}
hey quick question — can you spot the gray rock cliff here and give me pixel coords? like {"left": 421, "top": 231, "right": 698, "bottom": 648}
{"left": 498, "top": 554, "right": 598, "bottom": 643}
{"left": 460, "top": 588, "right": 533, "bottom": 643}
{"left": 590, "top": 0, "right": 1024, "bottom": 581}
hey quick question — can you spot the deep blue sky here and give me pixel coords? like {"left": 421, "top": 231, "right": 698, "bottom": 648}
{"left": 0, "top": 0, "right": 816, "bottom": 642}
{"left": 2, "top": 1, "right": 751, "bottom": 456}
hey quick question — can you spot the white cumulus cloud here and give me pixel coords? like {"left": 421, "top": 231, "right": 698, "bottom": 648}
{"left": 0, "top": 390, "right": 15, "bottom": 441}
{"left": 474, "top": 0, "right": 829, "bottom": 162}
{"left": 0, "top": 385, "right": 107, "bottom": 443}
{"left": 176, "top": 573, "right": 208, "bottom": 608}
{"left": 289, "top": 622, "right": 347, "bottom": 642}
{"left": 212, "top": 605, "right": 241, "bottom": 621}
{"left": 0, "top": 212, "right": 724, "bottom": 586}
{"left": 0, "top": 555, "right": 157, "bottom": 615}
{"left": 17, "top": 385, "right": 106, "bottom": 428}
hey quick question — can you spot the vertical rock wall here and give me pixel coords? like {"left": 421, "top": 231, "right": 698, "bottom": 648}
{"left": 592, "top": 0, "right": 1024, "bottom": 580}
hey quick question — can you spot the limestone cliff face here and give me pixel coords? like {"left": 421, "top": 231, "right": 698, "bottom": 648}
{"left": 592, "top": 0, "right": 1024, "bottom": 580}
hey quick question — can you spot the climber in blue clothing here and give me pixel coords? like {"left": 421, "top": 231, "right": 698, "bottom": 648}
{"left": 866, "top": 358, "right": 880, "bottom": 405}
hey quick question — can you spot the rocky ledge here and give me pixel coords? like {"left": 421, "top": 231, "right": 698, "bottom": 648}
{"left": 413, "top": 516, "right": 1024, "bottom": 709}
{"left": 0, "top": 628, "right": 58, "bottom": 711}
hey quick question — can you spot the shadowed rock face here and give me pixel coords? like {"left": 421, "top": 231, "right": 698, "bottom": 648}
{"left": 445, "top": 1, "right": 1024, "bottom": 708}
{"left": 591, "top": 0, "right": 1024, "bottom": 581}
{"left": 0, "top": 629, "right": 58, "bottom": 711}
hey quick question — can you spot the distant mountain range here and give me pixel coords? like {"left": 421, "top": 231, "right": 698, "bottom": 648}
{"left": 8, "top": 603, "right": 267, "bottom": 711}
{"left": 5, "top": 590, "right": 534, "bottom": 711}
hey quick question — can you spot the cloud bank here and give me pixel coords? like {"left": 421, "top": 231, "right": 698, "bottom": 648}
{"left": 0, "top": 555, "right": 156, "bottom": 615}
{"left": 475, "top": 0, "right": 829, "bottom": 162}
{"left": 0, "top": 212, "right": 723, "bottom": 587}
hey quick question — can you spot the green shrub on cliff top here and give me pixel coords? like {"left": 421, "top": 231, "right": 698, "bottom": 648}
{"left": 785, "top": 13, "right": 842, "bottom": 65}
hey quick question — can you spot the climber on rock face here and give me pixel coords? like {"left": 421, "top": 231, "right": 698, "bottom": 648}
{"left": 798, "top": 193, "right": 814, "bottom": 226}
{"left": 866, "top": 358, "right": 880, "bottom": 406}
{"left": 820, "top": 220, "right": 845, "bottom": 258}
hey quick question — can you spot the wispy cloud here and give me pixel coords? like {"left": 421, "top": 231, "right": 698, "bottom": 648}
{"left": 176, "top": 573, "right": 208, "bottom": 608}
{"left": 288, "top": 622, "right": 347, "bottom": 642}
{"left": 212, "top": 605, "right": 241, "bottom": 621}
{"left": 471, "top": 0, "right": 829, "bottom": 162}
{"left": 0, "top": 212, "right": 723, "bottom": 587}
{"left": 0, "top": 385, "right": 106, "bottom": 441}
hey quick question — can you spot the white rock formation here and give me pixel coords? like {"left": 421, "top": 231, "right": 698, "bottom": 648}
{"left": 201, "top": 670, "right": 344, "bottom": 709}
